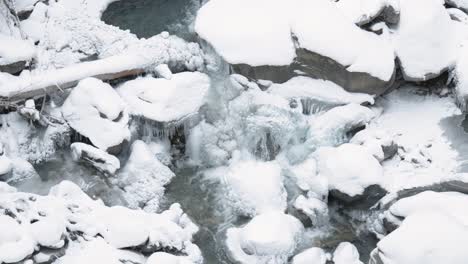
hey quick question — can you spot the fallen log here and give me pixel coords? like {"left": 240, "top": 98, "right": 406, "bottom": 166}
{"left": 1, "top": 54, "right": 153, "bottom": 104}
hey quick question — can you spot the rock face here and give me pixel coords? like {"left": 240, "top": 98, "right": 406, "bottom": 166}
{"left": 233, "top": 49, "right": 396, "bottom": 96}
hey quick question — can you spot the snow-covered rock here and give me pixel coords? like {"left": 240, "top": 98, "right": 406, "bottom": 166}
{"left": 117, "top": 72, "right": 210, "bottom": 123}
{"left": 371, "top": 211, "right": 468, "bottom": 264}
{"left": 223, "top": 160, "right": 287, "bottom": 216}
{"left": 394, "top": 0, "right": 459, "bottom": 81}
{"left": 307, "top": 104, "right": 375, "bottom": 148}
{"left": 0, "top": 181, "right": 201, "bottom": 264}
{"left": 446, "top": 0, "right": 468, "bottom": 12}
{"left": 195, "top": 0, "right": 395, "bottom": 95}
{"left": 62, "top": 78, "right": 130, "bottom": 152}
{"left": 71, "top": 143, "right": 120, "bottom": 175}
{"left": 0, "top": 34, "right": 35, "bottom": 74}
{"left": 315, "top": 144, "right": 385, "bottom": 204}
{"left": 333, "top": 242, "right": 363, "bottom": 264}
{"left": 267, "top": 76, "right": 375, "bottom": 112}
{"left": 113, "top": 140, "right": 175, "bottom": 212}
{"left": 226, "top": 212, "right": 304, "bottom": 264}
{"left": 292, "top": 247, "right": 328, "bottom": 264}
{"left": 350, "top": 129, "right": 397, "bottom": 162}
{"left": 147, "top": 252, "right": 196, "bottom": 264}
{"left": 336, "top": 0, "right": 400, "bottom": 26}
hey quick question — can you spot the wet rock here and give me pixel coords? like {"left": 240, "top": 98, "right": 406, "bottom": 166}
{"left": 0, "top": 61, "right": 27, "bottom": 74}
{"left": 330, "top": 184, "right": 387, "bottom": 209}
{"left": 233, "top": 49, "right": 396, "bottom": 96}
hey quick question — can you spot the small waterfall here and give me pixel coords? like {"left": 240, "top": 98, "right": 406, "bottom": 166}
{"left": 300, "top": 98, "right": 336, "bottom": 115}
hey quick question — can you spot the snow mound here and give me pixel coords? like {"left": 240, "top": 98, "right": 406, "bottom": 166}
{"left": 0, "top": 181, "right": 201, "bottom": 264}
{"left": 113, "top": 140, "right": 175, "bottom": 212}
{"left": 223, "top": 160, "right": 287, "bottom": 216}
{"left": 195, "top": 0, "right": 395, "bottom": 81}
{"left": 118, "top": 72, "right": 210, "bottom": 123}
{"left": 0, "top": 34, "right": 36, "bottom": 66}
{"left": 268, "top": 76, "right": 374, "bottom": 107}
{"left": 292, "top": 247, "right": 328, "bottom": 264}
{"left": 315, "top": 144, "right": 384, "bottom": 197}
{"left": 62, "top": 78, "right": 130, "bottom": 151}
{"left": 333, "top": 242, "right": 363, "bottom": 264}
{"left": 226, "top": 212, "right": 304, "bottom": 264}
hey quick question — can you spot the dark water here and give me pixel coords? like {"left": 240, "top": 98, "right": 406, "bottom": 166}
{"left": 101, "top": 0, "right": 202, "bottom": 40}
{"left": 441, "top": 114, "right": 468, "bottom": 172}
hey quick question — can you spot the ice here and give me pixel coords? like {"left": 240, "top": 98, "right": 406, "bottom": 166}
{"left": 226, "top": 211, "right": 304, "bottom": 264}
{"left": 62, "top": 78, "right": 130, "bottom": 151}
{"left": 292, "top": 247, "right": 328, "bottom": 264}
{"left": 333, "top": 242, "right": 363, "bottom": 264}
{"left": 117, "top": 72, "right": 210, "bottom": 123}
{"left": 315, "top": 144, "right": 384, "bottom": 197}
{"left": 112, "top": 140, "right": 175, "bottom": 212}
{"left": 223, "top": 159, "right": 287, "bottom": 217}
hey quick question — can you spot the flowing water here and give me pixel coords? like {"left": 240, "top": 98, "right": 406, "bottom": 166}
{"left": 10, "top": 2, "right": 383, "bottom": 263}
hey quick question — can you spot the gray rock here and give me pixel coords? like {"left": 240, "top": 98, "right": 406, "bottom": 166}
{"left": 232, "top": 49, "right": 396, "bottom": 96}
{"left": 329, "top": 184, "right": 387, "bottom": 209}
{"left": 382, "top": 141, "right": 398, "bottom": 161}
{"left": 0, "top": 60, "right": 27, "bottom": 74}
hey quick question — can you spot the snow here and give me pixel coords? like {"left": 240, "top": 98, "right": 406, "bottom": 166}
{"left": 113, "top": 140, "right": 175, "bottom": 212}
{"left": 147, "top": 252, "right": 195, "bottom": 264}
{"left": 368, "top": 86, "right": 461, "bottom": 192}
{"left": 71, "top": 143, "right": 120, "bottom": 175}
{"left": 446, "top": 0, "right": 468, "bottom": 11}
{"left": 394, "top": 0, "right": 459, "bottom": 80}
{"left": 350, "top": 129, "right": 395, "bottom": 162}
{"left": 0, "top": 155, "right": 12, "bottom": 175}
{"left": 333, "top": 242, "right": 363, "bottom": 264}
{"left": 226, "top": 211, "right": 304, "bottom": 264}
{"left": 195, "top": 0, "right": 395, "bottom": 81}
{"left": 0, "top": 181, "right": 202, "bottom": 264}
{"left": 292, "top": 247, "right": 328, "bottom": 264}
{"left": 62, "top": 78, "right": 130, "bottom": 151}
{"left": 375, "top": 211, "right": 468, "bottom": 264}
{"left": 195, "top": 0, "right": 295, "bottom": 66}
{"left": 315, "top": 144, "right": 384, "bottom": 197}
{"left": 223, "top": 160, "right": 287, "bottom": 216}
{"left": 336, "top": 0, "right": 399, "bottom": 25}
{"left": 389, "top": 191, "right": 468, "bottom": 226}
{"left": 117, "top": 72, "right": 210, "bottom": 123}
{"left": 0, "top": 34, "right": 36, "bottom": 66}
{"left": 268, "top": 76, "right": 375, "bottom": 106}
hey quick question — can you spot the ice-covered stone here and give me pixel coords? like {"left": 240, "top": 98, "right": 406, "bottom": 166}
{"left": 113, "top": 140, "right": 175, "bottom": 212}
{"left": 71, "top": 143, "right": 120, "bottom": 175}
{"left": 62, "top": 78, "right": 130, "bottom": 152}
{"left": 226, "top": 212, "right": 304, "bottom": 264}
